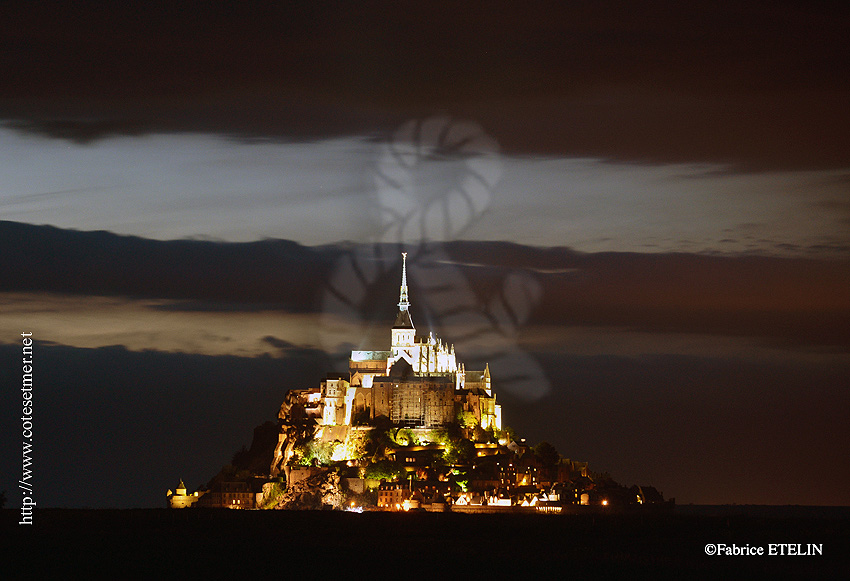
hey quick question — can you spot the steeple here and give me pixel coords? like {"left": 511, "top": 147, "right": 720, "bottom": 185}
{"left": 393, "top": 252, "right": 414, "bottom": 329}
{"left": 398, "top": 252, "right": 410, "bottom": 311}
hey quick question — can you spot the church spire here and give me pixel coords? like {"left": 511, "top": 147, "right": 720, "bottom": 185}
{"left": 398, "top": 252, "right": 410, "bottom": 311}
{"left": 393, "top": 252, "right": 414, "bottom": 329}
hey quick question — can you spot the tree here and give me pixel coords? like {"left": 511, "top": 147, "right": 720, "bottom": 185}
{"left": 394, "top": 428, "right": 416, "bottom": 446}
{"left": 444, "top": 438, "right": 476, "bottom": 465}
{"left": 534, "top": 441, "right": 560, "bottom": 468}
{"left": 496, "top": 425, "right": 516, "bottom": 444}
{"left": 457, "top": 410, "right": 477, "bottom": 429}
{"left": 369, "top": 414, "right": 394, "bottom": 432}
{"left": 345, "top": 430, "right": 372, "bottom": 460}
{"left": 425, "top": 429, "right": 449, "bottom": 445}
{"left": 472, "top": 425, "right": 492, "bottom": 443}
{"left": 231, "top": 445, "right": 250, "bottom": 468}
{"left": 364, "top": 459, "right": 406, "bottom": 481}
{"left": 294, "top": 439, "right": 336, "bottom": 466}
{"left": 591, "top": 471, "right": 617, "bottom": 486}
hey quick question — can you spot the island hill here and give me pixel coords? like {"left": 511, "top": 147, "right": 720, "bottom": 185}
{"left": 168, "top": 254, "right": 670, "bottom": 512}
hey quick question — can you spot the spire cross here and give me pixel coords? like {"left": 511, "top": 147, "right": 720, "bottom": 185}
{"left": 398, "top": 252, "right": 410, "bottom": 311}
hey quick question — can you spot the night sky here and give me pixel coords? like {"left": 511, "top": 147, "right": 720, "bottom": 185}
{"left": 1, "top": 2, "right": 848, "bottom": 508}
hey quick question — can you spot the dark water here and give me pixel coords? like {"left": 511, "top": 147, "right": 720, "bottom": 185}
{"left": 5, "top": 507, "right": 848, "bottom": 578}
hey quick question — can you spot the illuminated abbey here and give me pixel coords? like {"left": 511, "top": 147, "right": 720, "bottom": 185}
{"left": 318, "top": 253, "right": 501, "bottom": 429}
{"left": 270, "top": 253, "right": 501, "bottom": 473}
{"left": 170, "top": 253, "right": 661, "bottom": 511}
{"left": 344, "top": 252, "right": 501, "bottom": 431}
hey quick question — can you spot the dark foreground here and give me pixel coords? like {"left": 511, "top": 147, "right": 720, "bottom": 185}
{"left": 5, "top": 507, "right": 849, "bottom": 578}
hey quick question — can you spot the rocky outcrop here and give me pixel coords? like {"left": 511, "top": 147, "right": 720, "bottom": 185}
{"left": 270, "top": 390, "right": 320, "bottom": 477}
{"left": 271, "top": 470, "right": 345, "bottom": 510}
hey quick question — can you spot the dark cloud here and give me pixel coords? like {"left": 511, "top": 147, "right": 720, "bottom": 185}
{"left": 2, "top": 2, "right": 848, "bottom": 169}
{"left": 150, "top": 301, "right": 296, "bottom": 313}
{"left": 261, "top": 336, "right": 296, "bottom": 350}
{"left": 527, "top": 251, "right": 850, "bottom": 349}
{"left": 4, "top": 222, "right": 849, "bottom": 348}
{"left": 4, "top": 118, "right": 150, "bottom": 145}
{"left": 260, "top": 335, "right": 326, "bottom": 358}
{"left": 0, "top": 220, "right": 330, "bottom": 308}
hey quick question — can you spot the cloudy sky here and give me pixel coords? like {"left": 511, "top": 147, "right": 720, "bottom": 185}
{"left": 1, "top": 2, "right": 848, "bottom": 507}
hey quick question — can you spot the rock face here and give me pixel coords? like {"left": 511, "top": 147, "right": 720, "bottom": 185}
{"left": 270, "top": 390, "right": 320, "bottom": 477}
{"left": 272, "top": 470, "right": 345, "bottom": 510}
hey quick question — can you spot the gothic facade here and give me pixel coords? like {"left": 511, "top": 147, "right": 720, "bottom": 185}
{"left": 322, "top": 253, "right": 501, "bottom": 431}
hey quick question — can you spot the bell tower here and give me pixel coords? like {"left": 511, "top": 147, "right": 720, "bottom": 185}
{"left": 391, "top": 252, "right": 416, "bottom": 365}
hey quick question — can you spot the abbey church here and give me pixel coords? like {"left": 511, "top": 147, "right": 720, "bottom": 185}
{"left": 274, "top": 253, "right": 501, "bottom": 472}
{"left": 342, "top": 253, "right": 501, "bottom": 431}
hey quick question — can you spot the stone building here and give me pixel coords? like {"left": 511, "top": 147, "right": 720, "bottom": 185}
{"left": 271, "top": 253, "right": 503, "bottom": 476}
{"left": 195, "top": 480, "right": 258, "bottom": 509}
{"left": 340, "top": 253, "right": 501, "bottom": 431}
{"left": 166, "top": 479, "right": 201, "bottom": 508}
